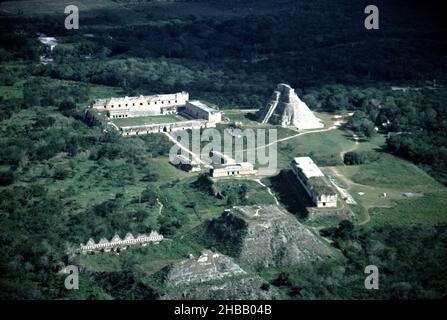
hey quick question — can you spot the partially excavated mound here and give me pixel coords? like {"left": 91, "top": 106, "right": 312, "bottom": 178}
{"left": 206, "top": 205, "right": 333, "bottom": 268}
{"left": 163, "top": 249, "right": 246, "bottom": 287}
{"left": 158, "top": 250, "right": 279, "bottom": 299}
{"left": 258, "top": 83, "right": 324, "bottom": 129}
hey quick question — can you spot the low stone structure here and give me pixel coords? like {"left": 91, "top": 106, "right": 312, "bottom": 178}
{"left": 206, "top": 205, "right": 333, "bottom": 267}
{"left": 209, "top": 150, "right": 236, "bottom": 165}
{"left": 120, "top": 119, "right": 209, "bottom": 136}
{"left": 91, "top": 92, "right": 189, "bottom": 119}
{"left": 78, "top": 231, "right": 163, "bottom": 254}
{"left": 209, "top": 162, "right": 256, "bottom": 178}
{"left": 87, "top": 91, "right": 223, "bottom": 136}
{"left": 183, "top": 100, "right": 222, "bottom": 123}
{"left": 164, "top": 250, "right": 246, "bottom": 287}
{"left": 170, "top": 154, "right": 201, "bottom": 172}
{"left": 290, "top": 157, "right": 337, "bottom": 208}
{"left": 159, "top": 249, "right": 280, "bottom": 299}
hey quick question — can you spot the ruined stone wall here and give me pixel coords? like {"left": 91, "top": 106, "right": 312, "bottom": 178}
{"left": 120, "top": 119, "right": 207, "bottom": 136}
{"left": 92, "top": 92, "right": 189, "bottom": 118}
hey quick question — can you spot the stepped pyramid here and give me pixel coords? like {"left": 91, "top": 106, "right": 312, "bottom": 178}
{"left": 258, "top": 83, "right": 324, "bottom": 130}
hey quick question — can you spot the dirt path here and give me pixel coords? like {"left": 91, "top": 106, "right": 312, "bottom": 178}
{"left": 254, "top": 179, "right": 280, "bottom": 205}
{"left": 328, "top": 166, "right": 375, "bottom": 225}
{"left": 156, "top": 198, "right": 164, "bottom": 215}
{"left": 163, "top": 132, "right": 205, "bottom": 165}
{"left": 164, "top": 125, "right": 336, "bottom": 165}
{"left": 244, "top": 126, "right": 337, "bottom": 152}
{"left": 339, "top": 129, "right": 359, "bottom": 161}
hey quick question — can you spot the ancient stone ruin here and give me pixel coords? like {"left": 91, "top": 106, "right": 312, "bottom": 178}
{"left": 164, "top": 250, "right": 246, "bottom": 287}
{"left": 206, "top": 205, "right": 333, "bottom": 267}
{"left": 257, "top": 83, "right": 324, "bottom": 130}
{"left": 158, "top": 249, "right": 279, "bottom": 300}
{"left": 77, "top": 231, "right": 163, "bottom": 254}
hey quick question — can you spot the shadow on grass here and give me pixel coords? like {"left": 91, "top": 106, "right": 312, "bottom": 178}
{"left": 265, "top": 169, "right": 312, "bottom": 220}
{"left": 245, "top": 112, "right": 258, "bottom": 121}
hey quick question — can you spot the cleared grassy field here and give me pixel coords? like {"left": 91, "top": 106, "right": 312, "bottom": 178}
{"left": 214, "top": 178, "right": 278, "bottom": 206}
{"left": 277, "top": 128, "right": 353, "bottom": 168}
{"left": 369, "top": 191, "right": 447, "bottom": 227}
{"left": 0, "top": 85, "right": 22, "bottom": 99}
{"left": 73, "top": 236, "right": 204, "bottom": 275}
{"left": 112, "top": 114, "right": 188, "bottom": 127}
{"left": 224, "top": 109, "right": 262, "bottom": 126}
{"left": 89, "top": 84, "right": 125, "bottom": 101}
{"left": 328, "top": 153, "right": 447, "bottom": 226}
{"left": 348, "top": 154, "right": 442, "bottom": 190}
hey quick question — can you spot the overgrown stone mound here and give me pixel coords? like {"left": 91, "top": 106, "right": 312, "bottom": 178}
{"left": 164, "top": 249, "right": 246, "bottom": 287}
{"left": 207, "top": 205, "right": 333, "bottom": 267}
{"left": 159, "top": 250, "right": 279, "bottom": 299}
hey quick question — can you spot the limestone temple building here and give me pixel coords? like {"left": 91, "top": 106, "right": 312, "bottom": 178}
{"left": 92, "top": 92, "right": 189, "bottom": 119}
{"left": 257, "top": 83, "right": 324, "bottom": 130}
{"left": 184, "top": 100, "right": 222, "bottom": 123}
{"left": 210, "top": 162, "right": 256, "bottom": 178}
{"left": 290, "top": 157, "right": 337, "bottom": 208}
{"left": 87, "top": 91, "right": 223, "bottom": 136}
{"left": 170, "top": 154, "right": 201, "bottom": 173}
{"left": 78, "top": 231, "right": 163, "bottom": 254}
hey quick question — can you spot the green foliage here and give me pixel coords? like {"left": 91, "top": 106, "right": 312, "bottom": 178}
{"left": 203, "top": 213, "right": 248, "bottom": 257}
{"left": 344, "top": 151, "right": 380, "bottom": 165}
{"left": 191, "top": 173, "right": 214, "bottom": 194}
{"left": 140, "top": 185, "right": 159, "bottom": 206}
{"left": 347, "top": 111, "right": 376, "bottom": 138}
{"left": 58, "top": 98, "right": 77, "bottom": 117}
{"left": 157, "top": 206, "right": 189, "bottom": 236}
{"left": 271, "top": 222, "right": 447, "bottom": 299}
{"left": 23, "top": 79, "right": 90, "bottom": 108}
{"left": 0, "top": 185, "right": 68, "bottom": 299}
{"left": 0, "top": 0, "right": 446, "bottom": 300}
{"left": 0, "top": 169, "right": 16, "bottom": 186}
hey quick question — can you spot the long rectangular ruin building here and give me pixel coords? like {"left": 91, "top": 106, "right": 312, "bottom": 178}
{"left": 290, "top": 157, "right": 338, "bottom": 208}
{"left": 87, "top": 92, "right": 222, "bottom": 136}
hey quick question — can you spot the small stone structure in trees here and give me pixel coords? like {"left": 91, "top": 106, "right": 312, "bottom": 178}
{"left": 77, "top": 231, "right": 163, "bottom": 254}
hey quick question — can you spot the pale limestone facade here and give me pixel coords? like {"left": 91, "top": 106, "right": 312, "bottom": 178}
{"left": 210, "top": 162, "right": 256, "bottom": 178}
{"left": 89, "top": 92, "right": 223, "bottom": 136}
{"left": 120, "top": 119, "right": 209, "bottom": 136}
{"left": 290, "top": 157, "right": 337, "bottom": 208}
{"left": 170, "top": 154, "right": 201, "bottom": 172}
{"left": 92, "top": 92, "right": 189, "bottom": 119}
{"left": 79, "top": 231, "right": 163, "bottom": 254}
{"left": 258, "top": 83, "right": 324, "bottom": 130}
{"left": 184, "top": 100, "right": 222, "bottom": 123}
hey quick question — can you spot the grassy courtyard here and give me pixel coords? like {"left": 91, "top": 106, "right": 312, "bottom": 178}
{"left": 325, "top": 153, "right": 447, "bottom": 227}
{"left": 111, "top": 114, "right": 188, "bottom": 127}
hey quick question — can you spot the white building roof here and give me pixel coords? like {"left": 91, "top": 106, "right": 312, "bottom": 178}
{"left": 292, "top": 157, "right": 324, "bottom": 178}
{"left": 214, "top": 162, "right": 253, "bottom": 171}
{"left": 94, "top": 92, "right": 188, "bottom": 105}
{"left": 188, "top": 100, "right": 219, "bottom": 113}
{"left": 172, "top": 154, "right": 198, "bottom": 165}
{"left": 239, "top": 162, "right": 254, "bottom": 169}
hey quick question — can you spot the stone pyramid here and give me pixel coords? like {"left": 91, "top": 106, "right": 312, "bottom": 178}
{"left": 258, "top": 83, "right": 324, "bottom": 130}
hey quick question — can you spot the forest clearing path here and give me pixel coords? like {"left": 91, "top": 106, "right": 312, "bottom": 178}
{"left": 163, "top": 132, "right": 205, "bottom": 165}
